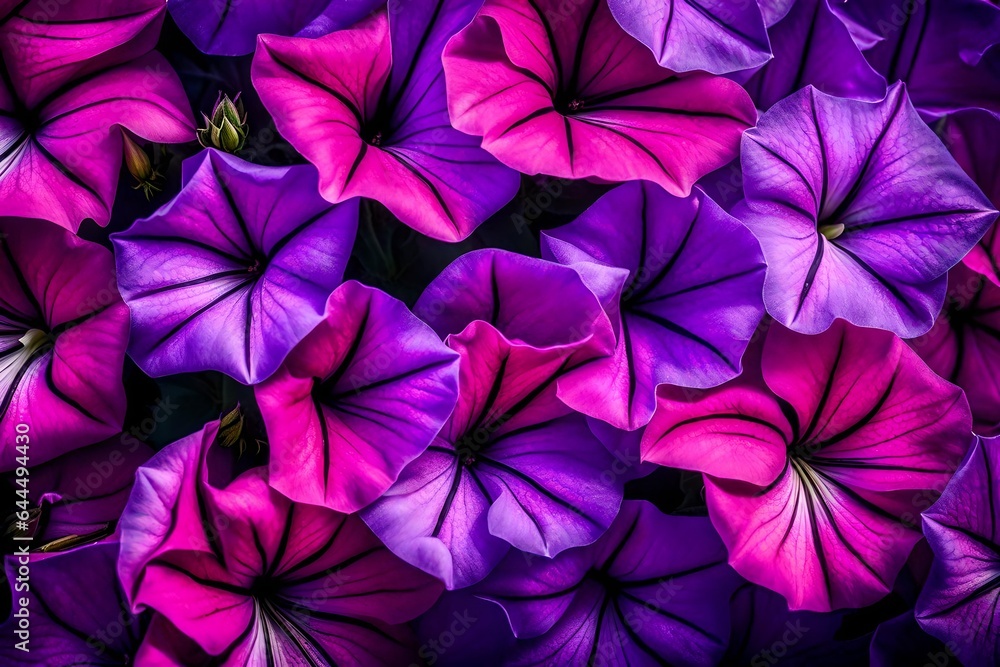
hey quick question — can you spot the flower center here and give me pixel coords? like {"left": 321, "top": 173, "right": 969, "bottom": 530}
{"left": 1, "top": 329, "right": 51, "bottom": 409}
{"left": 368, "top": 130, "right": 383, "bottom": 146}
{"left": 818, "top": 222, "right": 845, "bottom": 240}
{"left": 587, "top": 568, "right": 621, "bottom": 594}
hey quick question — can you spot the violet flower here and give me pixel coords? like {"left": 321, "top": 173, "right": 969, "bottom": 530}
{"left": 832, "top": 0, "right": 1000, "bottom": 121}
{"left": 169, "top": 0, "right": 383, "bottom": 56}
{"left": 113, "top": 149, "right": 358, "bottom": 385}
{"left": 741, "top": 0, "right": 885, "bottom": 110}
{"left": 542, "top": 181, "right": 765, "bottom": 430}
{"left": 476, "top": 501, "right": 741, "bottom": 666}
{"left": 606, "top": 0, "right": 771, "bottom": 74}
{"left": 736, "top": 83, "right": 997, "bottom": 337}
{"left": 916, "top": 435, "right": 1000, "bottom": 667}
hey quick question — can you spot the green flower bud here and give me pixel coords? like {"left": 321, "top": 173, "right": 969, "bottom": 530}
{"left": 198, "top": 91, "right": 249, "bottom": 153}
{"left": 121, "top": 130, "right": 162, "bottom": 200}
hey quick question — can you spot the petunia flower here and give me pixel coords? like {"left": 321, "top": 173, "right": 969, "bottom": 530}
{"left": 363, "top": 322, "right": 623, "bottom": 590}
{"left": 944, "top": 109, "right": 1000, "bottom": 286}
{"left": 831, "top": 0, "right": 1000, "bottom": 121}
{"left": 0, "top": 219, "right": 127, "bottom": 470}
{"left": 605, "top": 0, "right": 771, "bottom": 75}
{"left": 441, "top": 0, "right": 756, "bottom": 198}
{"left": 118, "top": 419, "right": 443, "bottom": 665}
{"left": 24, "top": 434, "right": 153, "bottom": 546}
{"left": 736, "top": 83, "right": 997, "bottom": 337}
{"left": 169, "top": 0, "right": 383, "bottom": 56}
{"left": 412, "top": 249, "right": 616, "bottom": 356}
{"left": 910, "top": 264, "right": 1000, "bottom": 437}
{"left": 0, "top": 1, "right": 195, "bottom": 231}
{"left": 476, "top": 500, "right": 741, "bottom": 666}
{"left": 916, "top": 435, "right": 1000, "bottom": 666}
{"left": 725, "top": 583, "right": 852, "bottom": 665}
{"left": 0, "top": 541, "right": 147, "bottom": 666}
{"left": 256, "top": 280, "right": 460, "bottom": 513}
{"left": 871, "top": 611, "right": 957, "bottom": 667}
{"left": 542, "top": 181, "right": 765, "bottom": 430}
{"left": 741, "top": 0, "right": 885, "bottom": 110}
{"left": 642, "top": 320, "right": 971, "bottom": 611}
{"left": 252, "top": 0, "right": 521, "bottom": 242}
{"left": 112, "top": 149, "right": 358, "bottom": 385}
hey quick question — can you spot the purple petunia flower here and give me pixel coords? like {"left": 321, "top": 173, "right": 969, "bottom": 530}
{"left": 0, "top": 541, "right": 146, "bottom": 666}
{"left": 945, "top": 110, "right": 1000, "bottom": 286}
{"left": 916, "top": 435, "right": 1000, "bottom": 666}
{"left": 363, "top": 322, "right": 623, "bottom": 590}
{"left": 412, "top": 249, "right": 616, "bottom": 354}
{"left": 911, "top": 264, "right": 1000, "bottom": 437}
{"left": 605, "top": 0, "right": 771, "bottom": 75}
{"left": 0, "top": 0, "right": 195, "bottom": 231}
{"left": 25, "top": 434, "right": 153, "bottom": 545}
{"left": 542, "top": 180, "right": 765, "bottom": 430}
{"left": 726, "top": 583, "right": 850, "bottom": 665}
{"left": 736, "top": 83, "right": 998, "bottom": 337}
{"left": 832, "top": 0, "right": 1000, "bottom": 121}
{"left": 112, "top": 149, "right": 358, "bottom": 385}
{"left": 256, "top": 280, "right": 460, "bottom": 513}
{"left": 252, "top": 0, "right": 520, "bottom": 242}
{"left": 442, "top": 0, "right": 756, "bottom": 198}
{"left": 642, "top": 320, "right": 971, "bottom": 611}
{"left": 741, "top": 0, "right": 885, "bottom": 110}
{"left": 476, "top": 500, "right": 741, "bottom": 666}
{"left": 0, "top": 219, "right": 128, "bottom": 470}
{"left": 169, "top": 0, "right": 383, "bottom": 56}
{"left": 118, "top": 418, "right": 443, "bottom": 665}
{"left": 870, "top": 611, "right": 956, "bottom": 667}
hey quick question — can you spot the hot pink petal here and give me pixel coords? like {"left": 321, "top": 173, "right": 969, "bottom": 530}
{"left": 443, "top": 0, "right": 756, "bottom": 196}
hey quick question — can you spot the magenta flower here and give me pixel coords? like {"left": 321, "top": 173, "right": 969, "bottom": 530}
{"left": 112, "top": 149, "right": 358, "bottom": 385}
{"left": 252, "top": 0, "right": 520, "bottom": 242}
{"left": 119, "top": 419, "right": 443, "bottom": 665}
{"left": 737, "top": 84, "right": 997, "bottom": 337}
{"left": 0, "top": 1, "right": 195, "bottom": 231}
{"left": 833, "top": 0, "right": 1000, "bottom": 121}
{"left": 911, "top": 265, "right": 1000, "bottom": 437}
{"left": 477, "top": 501, "right": 741, "bottom": 666}
{"left": 542, "top": 181, "right": 765, "bottom": 430}
{"left": 742, "top": 0, "right": 885, "bottom": 110}
{"left": 363, "top": 322, "right": 623, "bottom": 590}
{"left": 0, "top": 219, "right": 127, "bottom": 470}
{"left": 256, "top": 280, "right": 460, "bottom": 513}
{"left": 945, "top": 110, "right": 1000, "bottom": 286}
{"left": 606, "top": 0, "right": 771, "bottom": 74}
{"left": 917, "top": 435, "right": 1000, "bottom": 666}
{"left": 642, "top": 320, "right": 971, "bottom": 611}
{"left": 169, "top": 0, "right": 382, "bottom": 56}
{"left": 442, "top": 0, "right": 756, "bottom": 197}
